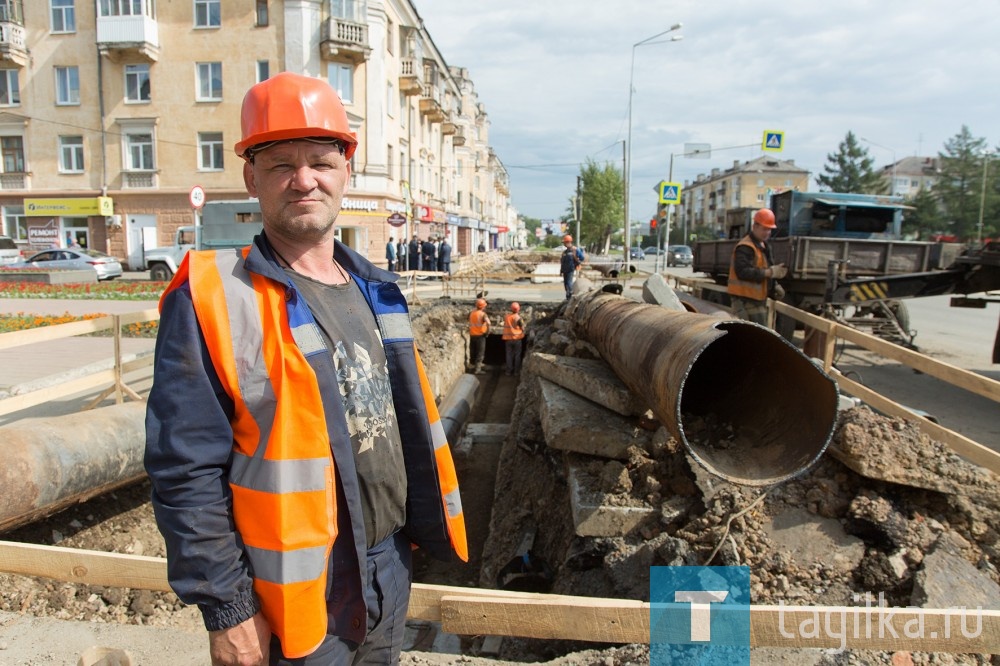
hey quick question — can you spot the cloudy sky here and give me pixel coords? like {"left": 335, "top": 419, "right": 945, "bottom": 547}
{"left": 415, "top": 1, "right": 1000, "bottom": 222}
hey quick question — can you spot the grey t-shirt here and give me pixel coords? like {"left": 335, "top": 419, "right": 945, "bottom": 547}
{"left": 284, "top": 268, "right": 407, "bottom": 549}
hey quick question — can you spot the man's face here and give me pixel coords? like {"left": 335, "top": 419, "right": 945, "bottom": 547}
{"left": 563, "top": 240, "right": 572, "bottom": 249}
{"left": 243, "top": 140, "right": 350, "bottom": 243}
{"left": 750, "top": 223, "right": 772, "bottom": 243}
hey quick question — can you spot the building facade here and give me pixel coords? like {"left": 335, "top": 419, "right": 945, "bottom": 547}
{"left": 878, "top": 156, "right": 940, "bottom": 198}
{"left": 678, "top": 155, "right": 810, "bottom": 238}
{"left": 0, "top": 0, "right": 514, "bottom": 269}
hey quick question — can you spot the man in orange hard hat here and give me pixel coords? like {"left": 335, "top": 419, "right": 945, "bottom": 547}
{"left": 469, "top": 298, "right": 491, "bottom": 374}
{"left": 560, "top": 235, "right": 582, "bottom": 299}
{"left": 727, "top": 208, "right": 787, "bottom": 326}
{"left": 145, "top": 72, "right": 467, "bottom": 665}
{"left": 501, "top": 302, "right": 526, "bottom": 376}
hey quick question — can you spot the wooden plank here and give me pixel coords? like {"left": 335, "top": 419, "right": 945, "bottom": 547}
{"left": 830, "top": 369, "right": 1000, "bottom": 475}
{"left": 0, "top": 540, "right": 171, "bottom": 592}
{"left": 0, "top": 316, "right": 114, "bottom": 350}
{"left": 1, "top": 542, "right": 996, "bottom": 653}
{"left": 118, "top": 308, "right": 160, "bottom": 326}
{"left": 833, "top": 323, "right": 1000, "bottom": 403}
{"left": 0, "top": 370, "right": 116, "bottom": 416}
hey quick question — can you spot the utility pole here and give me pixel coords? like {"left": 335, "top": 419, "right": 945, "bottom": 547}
{"left": 576, "top": 175, "right": 582, "bottom": 247}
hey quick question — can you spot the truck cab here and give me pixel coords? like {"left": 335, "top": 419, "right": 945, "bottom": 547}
{"left": 144, "top": 227, "right": 195, "bottom": 281}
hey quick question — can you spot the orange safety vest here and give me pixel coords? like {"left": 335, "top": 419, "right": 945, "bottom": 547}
{"left": 165, "top": 248, "right": 467, "bottom": 658}
{"left": 469, "top": 309, "right": 489, "bottom": 336}
{"left": 502, "top": 313, "right": 524, "bottom": 341}
{"left": 727, "top": 236, "right": 768, "bottom": 302}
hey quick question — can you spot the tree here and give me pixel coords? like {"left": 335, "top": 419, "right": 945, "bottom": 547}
{"left": 816, "top": 131, "right": 886, "bottom": 194}
{"left": 933, "top": 126, "right": 996, "bottom": 241}
{"left": 521, "top": 216, "right": 543, "bottom": 247}
{"left": 901, "top": 187, "right": 943, "bottom": 240}
{"left": 570, "top": 158, "right": 624, "bottom": 254}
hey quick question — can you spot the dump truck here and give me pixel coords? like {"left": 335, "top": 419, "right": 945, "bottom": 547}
{"left": 144, "top": 199, "right": 263, "bottom": 280}
{"left": 691, "top": 190, "right": 979, "bottom": 348}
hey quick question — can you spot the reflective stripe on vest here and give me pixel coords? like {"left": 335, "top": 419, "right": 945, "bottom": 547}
{"left": 469, "top": 310, "right": 488, "bottom": 336}
{"left": 727, "top": 236, "right": 768, "bottom": 302}
{"left": 183, "top": 248, "right": 335, "bottom": 659}
{"left": 502, "top": 313, "right": 524, "bottom": 341}
{"left": 413, "top": 345, "right": 468, "bottom": 561}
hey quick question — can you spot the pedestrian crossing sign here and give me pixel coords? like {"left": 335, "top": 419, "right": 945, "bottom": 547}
{"left": 762, "top": 130, "right": 784, "bottom": 152}
{"left": 659, "top": 181, "right": 682, "bottom": 205}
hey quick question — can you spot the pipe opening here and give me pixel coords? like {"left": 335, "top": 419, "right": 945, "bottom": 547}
{"left": 678, "top": 322, "right": 838, "bottom": 485}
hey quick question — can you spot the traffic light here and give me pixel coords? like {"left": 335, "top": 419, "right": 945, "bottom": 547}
{"left": 650, "top": 218, "right": 657, "bottom": 230}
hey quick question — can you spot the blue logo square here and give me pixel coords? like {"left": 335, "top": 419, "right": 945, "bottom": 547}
{"left": 650, "top": 566, "right": 750, "bottom": 665}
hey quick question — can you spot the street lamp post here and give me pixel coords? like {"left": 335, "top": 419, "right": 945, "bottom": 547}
{"left": 625, "top": 24, "right": 682, "bottom": 272}
{"left": 860, "top": 136, "right": 897, "bottom": 196}
{"left": 978, "top": 150, "right": 994, "bottom": 246}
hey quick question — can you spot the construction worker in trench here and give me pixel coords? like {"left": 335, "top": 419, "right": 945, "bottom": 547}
{"left": 727, "top": 208, "right": 788, "bottom": 326}
{"left": 144, "top": 72, "right": 467, "bottom": 666}
{"left": 469, "top": 297, "right": 491, "bottom": 374}
{"left": 560, "top": 234, "right": 582, "bottom": 299}
{"left": 502, "top": 302, "right": 526, "bottom": 376}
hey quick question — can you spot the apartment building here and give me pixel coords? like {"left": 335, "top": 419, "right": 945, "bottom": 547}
{"left": 878, "top": 156, "right": 940, "bottom": 198}
{"left": 678, "top": 155, "right": 810, "bottom": 238}
{"left": 0, "top": 0, "right": 513, "bottom": 269}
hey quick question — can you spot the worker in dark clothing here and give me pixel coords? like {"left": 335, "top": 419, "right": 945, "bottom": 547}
{"left": 437, "top": 238, "right": 452, "bottom": 275}
{"left": 727, "top": 208, "right": 787, "bottom": 326}
{"left": 559, "top": 235, "right": 582, "bottom": 300}
{"left": 422, "top": 238, "right": 436, "bottom": 275}
{"left": 397, "top": 239, "right": 407, "bottom": 270}
{"left": 408, "top": 234, "right": 421, "bottom": 271}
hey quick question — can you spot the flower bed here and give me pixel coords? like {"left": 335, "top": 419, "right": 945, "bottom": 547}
{"left": 0, "top": 312, "right": 158, "bottom": 337}
{"left": 0, "top": 280, "right": 165, "bottom": 300}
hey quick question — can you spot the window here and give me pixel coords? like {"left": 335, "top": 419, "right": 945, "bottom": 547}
{"left": 387, "top": 81, "right": 394, "bottom": 118}
{"left": 194, "top": 0, "right": 220, "bottom": 27}
{"left": 0, "top": 70, "right": 19, "bottom": 106}
{"left": 3, "top": 206, "right": 27, "bottom": 241}
{"left": 51, "top": 0, "right": 76, "bottom": 33}
{"left": 99, "top": 0, "right": 146, "bottom": 17}
{"left": 196, "top": 62, "right": 222, "bottom": 101}
{"left": 330, "top": 0, "right": 359, "bottom": 21}
{"left": 59, "top": 136, "right": 84, "bottom": 172}
{"left": 255, "top": 0, "right": 267, "bottom": 26}
{"left": 327, "top": 64, "right": 353, "bottom": 104}
{"left": 125, "top": 64, "right": 151, "bottom": 102}
{"left": 399, "top": 90, "right": 406, "bottom": 128}
{"left": 2, "top": 136, "right": 24, "bottom": 172}
{"left": 125, "top": 132, "right": 154, "bottom": 170}
{"left": 198, "top": 132, "right": 223, "bottom": 170}
{"left": 386, "top": 18, "right": 393, "bottom": 54}
{"left": 55, "top": 66, "right": 80, "bottom": 105}
{"left": 386, "top": 144, "right": 393, "bottom": 180}
{"left": 256, "top": 60, "right": 269, "bottom": 83}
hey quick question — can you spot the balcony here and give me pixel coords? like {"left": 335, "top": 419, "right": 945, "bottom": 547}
{"left": 419, "top": 84, "right": 446, "bottom": 123}
{"left": 441, "top": 119, "right": 457, "bottom": 136}
{"left": 123, "top": 171, "right": 157, "bottom": 189}
{"left": 0, "top": 172, "right": 26, "bottom": 190}
{"left": 399, "top": 57, "right": 422, "bottom": 95}
{"left": 320, "top": 17, "right": 370, "bottom": 63}
{"left": 451, "top": 126, "right": 466, "bottom": 146}
{"left": 0, "top": 20, "right": 25, "bottom": 67}
{"left": 97, "top": 14, "right": 160, "bottom": 62}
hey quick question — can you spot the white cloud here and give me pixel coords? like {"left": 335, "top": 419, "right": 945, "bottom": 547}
{"left": 416, "top": 0, "right": 1000, "bottom": 220}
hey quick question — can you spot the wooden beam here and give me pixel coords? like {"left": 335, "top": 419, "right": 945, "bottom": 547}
{"left": 1, "top": 542, "right": 996, "bottom": 653}
{"left": 830, "top": 368, "right": 1000, "bottom": 474}
{"left": 0, "top": 316, "right": 114, "bottom": 350}
{"left": 832, "top": 322, "right": 1000, "bottom": 403}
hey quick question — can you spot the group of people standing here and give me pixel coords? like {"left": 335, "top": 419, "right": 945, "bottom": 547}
{"left": 386, "top": 234, "right": 452, "bottom": 274}
{"left": 468, "top": 298, "right": 525, "bottom": 376}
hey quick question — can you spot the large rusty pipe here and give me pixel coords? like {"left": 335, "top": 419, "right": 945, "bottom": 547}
{"left": 568, "top": 292, "right": 838, "bottom": 485}
{"left": 0, "top": 402, "right": 146, "bottom": 533}
{"left": 438, "top": 374, "right": 480, "bottom": 446}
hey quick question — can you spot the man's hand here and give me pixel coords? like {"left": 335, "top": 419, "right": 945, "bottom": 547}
{"left": 209, "top": 613, "right": 271, "bottom": 666}
{"left": 768, "top": 264, "right": 788, "bottom": 280}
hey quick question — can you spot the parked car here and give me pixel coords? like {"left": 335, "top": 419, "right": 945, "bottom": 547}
{"left": 666, "top": 244, "right": 693, "bottom": 267}
{"left": 629, "top": 247, "right": 645, "bottom": 260}
{"left": 0, "top": 235, "right": 20, "bottom": 265}
{"left": 19, "top": 247, "right": 123, "bottom": 280}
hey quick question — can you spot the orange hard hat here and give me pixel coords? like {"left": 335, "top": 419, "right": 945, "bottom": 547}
{"left": 475, "top": 298, "right": 487, "bottom": 309}
{"left": 562, "top": 235, "right": 573, "bottom": 243}
{"left": 234, "top": 72, "right": 358, "bottom": 160}
{"left": 511, "top": 302, "right": 520, "bottom": 313}
{"left": 753, "top": 208, "right": 776, "bottom": 229}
